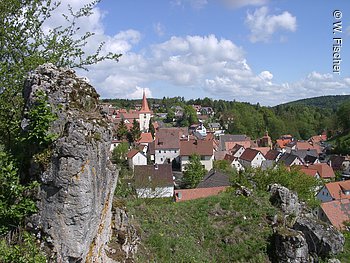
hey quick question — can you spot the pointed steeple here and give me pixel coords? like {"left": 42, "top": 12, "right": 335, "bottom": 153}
{"left": 140, "top": 89, "right": 151, "bottom": 113}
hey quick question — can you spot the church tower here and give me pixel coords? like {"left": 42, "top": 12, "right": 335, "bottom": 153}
{"left": 139, "top": 90, "right": 152, "bottom": 132}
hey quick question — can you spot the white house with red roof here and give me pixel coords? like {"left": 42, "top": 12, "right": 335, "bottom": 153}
{"left": 239, "top": 148, "right": 266, "bottom": 168}
{"left": 127, "top": 149, "right": 147, "bottom": 170}
{"left": 180, "top": 139, "right": 214, "bottom": 171}
{"left": 316, "top": 180, "right": 350, "bottom": 203}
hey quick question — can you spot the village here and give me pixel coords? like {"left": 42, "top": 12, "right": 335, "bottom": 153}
{"left": 102, "top": 91, "right": 350, "bottom": 231}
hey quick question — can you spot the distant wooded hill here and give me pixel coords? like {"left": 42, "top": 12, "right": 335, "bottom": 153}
{"left": 277, "top": 95, "right": 350, "bottom": 111}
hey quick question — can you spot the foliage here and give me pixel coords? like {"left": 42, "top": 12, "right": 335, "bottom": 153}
{"left": 337, "top": 100, "right": 350, "bottom": 131}
{"left": 21, "top": 91, "right": 58, "bottom": 149}
{"left": 112, "top": 142, "right": 129, "bottom": 165}
{"left": 129, "top": 119, "right": 141, "bottom": 143}
{"left": 149, "top": 118, "right": 155, "bottom": 137}
{"left": 178, "top": 105, "right": 198, "bottom": 127}
{"left": 0, "top": 0, "right": 121, "bottom": 151}
{"left": 232, "top": 165, "right": 322, "bottom": 208}
{"left": 182, "top": 154, "right": 207, "bottom": 188}
{"left": 0, "top": 231, "right": 46, "bottom": 263}
{"left": 0, "top": 151, "right": 38, "bottom": 234}
{"left": 114, "top": 166, "right": 134, "bottom": 199}
{"left": 127, "top": 191, "right": 277, "bottom": 262}
{"left": 116, "top": 121, "right": 128, "bottom": 141}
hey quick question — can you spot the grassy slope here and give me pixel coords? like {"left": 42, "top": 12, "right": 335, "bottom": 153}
{"left": 127, "top": 190, "right": 278, "bottom": 263}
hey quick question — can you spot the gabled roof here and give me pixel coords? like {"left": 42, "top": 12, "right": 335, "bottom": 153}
{"left": 308, "top": 163, "right": 335, "bottom": 179}
{"left": 180, "top": 139, "right": 213, "bottom": 156}
{"left": 219, "top": 134, "right": 250, "bottom": 150}
{"left": 174, "top": 186, "right": 228, "bottom": 202}
{"left": 265, "top": 150, "right": 281, "bottom": 161}
{"left": 323, "top": 180, "right": 350, "bottom": 200}
{"left": 137, "top": 132, "right": 153, "bottom": 144}
{"left": 329, "top": 155, "right": 345, "bottom": 171}
{"left": 252, "top": 147, "right": 270, "bottom": 156}
{"left": 155, "top": 128, "right": 188, "bottom": 149}
{"left": 197, "top": 169, "right": 230, "bottom": 188}
{"left": 278, "top": 153, "right": 302, "bottom": 166}
{"left": 127, "top": 149, "right": 142, "bottom": 159}
{"left": 304, "top": 155, "right": 318, "bottom": 164}
{"left": 321, "top": 199, "right": 350, "bottom": 229}
{"left": 299, "top": 167, "right": 319, "bottom": 177}
{"left": 134, "top": 164, "right": 173, "bottom": 188}
{"left": 224, "top": 154, "right": 238, "bottom": 162}
{"left": 214, "top": 150, "right": 229, "bottom": 161}
{"left": 231, "top": 144, "right": 245, "bottom": 155}
{"left": 240, "top": 148, "right": 262, "bottom": 162}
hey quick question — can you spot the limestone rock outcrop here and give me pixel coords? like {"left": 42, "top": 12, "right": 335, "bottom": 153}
{"left": 274, "top": 228, "right": 310, "bottom": 263}
{"left": 269, "top": 184, "right": 301, "bottom": 216}
{"left": 293, "top": 217, "right": 345, "bottom": 258}
{"left": 22, "top": 63, "right": 121, "bottom": 262}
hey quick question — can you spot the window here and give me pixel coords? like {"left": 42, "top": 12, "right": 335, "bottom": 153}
{"left": 174, "top": 150, "right": 177, "bottom": 153}
{"left": 159, "top": 150, "right": 161, "bottom": 153}
{"left": 161, "top": 158, "right": 163, "bottom": 162}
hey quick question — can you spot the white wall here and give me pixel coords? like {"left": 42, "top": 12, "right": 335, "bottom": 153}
{"left": 181, "top": 155, "right": 213, "bottom": 172}
{"left": 155, "top": 149, "right": 180, "bottom": 164}
{"left": 136, "top": 186, "right": 174, "bottom": 198}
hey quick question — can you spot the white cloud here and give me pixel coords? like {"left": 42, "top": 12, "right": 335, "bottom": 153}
{"left": 45, "top": 1, "right": 348, "bottom": 105}
{"left": 245, "top": 7, "right": 297, "bottom": 43}
{"left": 171, "top": 0, "right": 208, "bottom": 9}
{"left": 222, "top": 0, "right": 268, "bottom": 9}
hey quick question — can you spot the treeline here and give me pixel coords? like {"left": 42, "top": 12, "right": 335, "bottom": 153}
{"left": 281, "top": 95, "right": 350, "bottom": 111}
{"left": 103, "top": 96, "right": 350, "bottom": 140}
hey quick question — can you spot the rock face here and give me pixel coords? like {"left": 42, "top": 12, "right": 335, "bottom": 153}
{"left": 269, "top": 184, "right": 301, "bottom": 216}
{"left": 274, "top": 228, "right": 310, "bottom": 263}
{"left": 23, "top": 64, "right": 119, "bottom": 262}
{"left": 293, "top": 217, "right": 345, "bottom": 258}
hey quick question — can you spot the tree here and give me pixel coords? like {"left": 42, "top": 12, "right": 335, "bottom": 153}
{"left": 149, "top": 118, "right": 155, "bottom": 138}
{"left": 116, "top": 120, "right": 128, "bottom": 140}
{"left": 0, "top": 0, "right": 121, "bottom": 151}
{"left": 337, "top": 100, "right": 350, "bottom": 131}
{"left": 182, "top": 154, "right": 207, "bottom": 188}
{"left": 112, "top": 142, "right": 129, "bottom": 165}
{"left": 129, "top": 119, "right": 141, "bottom": 143}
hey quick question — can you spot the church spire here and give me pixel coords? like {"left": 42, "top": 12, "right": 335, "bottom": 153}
{"left": 140, "top": 89, "right": 151, "bottom": 113}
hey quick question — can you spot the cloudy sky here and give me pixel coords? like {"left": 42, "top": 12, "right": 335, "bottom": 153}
{"left": 49, "top": 0, "right": 350, "bottom": 106}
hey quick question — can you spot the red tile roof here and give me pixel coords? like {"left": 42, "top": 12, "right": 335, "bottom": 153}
{"left": 275, "top": 138, "right": 291, "bottom": 149}
{"left": 139, "top": 90, "right": 152, "bottom": 113}
{"left": 324, "top": 180, "right": 350, "bottom": 200}
{"left": 265, "top": 150, "right": 281, "bottom": 161}
{"left": 299, "top": 167, "right": 319, "bottom": 177}
{"left": 134, "top": 164, "right": 173, "bottom": 188}
{"left": 174, "top": 186, "right": 228, "bottom": 202}
{"left": 155, "top": 128, "right": 188, "bottom": 150}
{"left": 308, "top": 163, "right": 335, "bottom": 179}
{"left": 321, "top": 199, "right": 350, "bottom": 229}
{"left": 137, "top": 132, "right": 153, "bottom": 144}
{"left": 180, "top": 139, "right": 213, "bottom": 156}
{"left": 240, "top": 148, "right": 261, "bottom": 162}
{"left": 252, "top": 147, "right": 270, "bottom": 156}
{"left": 127, "top": 149, "right": 140, "bottom": 159}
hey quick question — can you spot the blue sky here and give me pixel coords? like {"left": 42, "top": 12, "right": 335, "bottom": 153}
{"left": 51, "top": 0, "right": 350, "bottom": 105}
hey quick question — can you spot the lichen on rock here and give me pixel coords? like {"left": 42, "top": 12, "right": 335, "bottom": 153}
{"left": 22, "top": 63, "right": 130, "bottom": 262}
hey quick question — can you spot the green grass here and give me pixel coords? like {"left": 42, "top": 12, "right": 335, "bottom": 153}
{"left": 127, "top": 190, "right": 277, "bottom": 262}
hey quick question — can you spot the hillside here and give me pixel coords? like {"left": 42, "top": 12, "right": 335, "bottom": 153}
{"left": 278, "top": 95, "right": 350, "bottom": 111}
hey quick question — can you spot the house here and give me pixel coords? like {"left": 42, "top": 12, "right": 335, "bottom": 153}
{"left": 154, "top": 127, "right": 188, "bottom": 164}
{"left": 285, "top": 141, "right": 321, "bottom": 155}
{"left": 189, "top": 123, "right": 207, "bottom": 137}
{"left": 307, "top": 163, "right": 335, "bottom": 180}
{"left": 329, "top": 155, "right": 346, "bottom": 171}
{"left": 239, "top": 148, "right": 266, "bottom": 168}
{"left": 174, "top": 186, "right": 228, "bottom": 202}
{"left": 219, "top": 134, "right": 252, "bottom": 151}
{"left": 127, "top": 149, "right": 147, "bottom": 170}
{"left": 252, "top": 147, "right": 270, "bottom": 156}
{"left": 116, "top": 91, "right": 153, "bottom": 132}
{"left": 180, "top": 139, "right": 214, "bottom": 171}
{"left": 275, "top": 135, "right": 293, "bottom": 151}
{"left": 291, "top": 149, "right": 319, "bottom": 164}
{"left": 277, "top": 153, "right": 303, "bottom": 167}
{"left": 230, "top": 144, "right": 245, "bottom": 158}
{"left": 299, "top": 167, "right": 320, "bottom": 179}
{"left": 224, "top": 154, "right": 244, "bottom": 171}
{"left": 316, "top": 180, "right": 350, "bottom": 203}
{"left": 134, "top": 164, "right": 174, "bottom": 198}
{"left": 257, "top": 131, "right": 272, "bottom": 148}
{"left": 214, "top": 150, "right": 229, "bottom": 161}
{"left": 137, "top": 132, "right": 153, "bottom": 145}
{"left": 319, "top": 199, "right": 350, "bottom": 230}
{"left": 197, "top": 169, "right": 231, "bottom": 188}
{"left": 265, "top": 149, "right": 282, "bottom": 162}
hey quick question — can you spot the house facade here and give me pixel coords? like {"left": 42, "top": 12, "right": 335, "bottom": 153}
{"left": 180, "top": 139, "right": 214, "bottom": 172}
{"left": 239, "top": 148, "right": 266, "bottom": 168}
{"left": 127, "top": 149, "right": 147, "bottom": 170}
